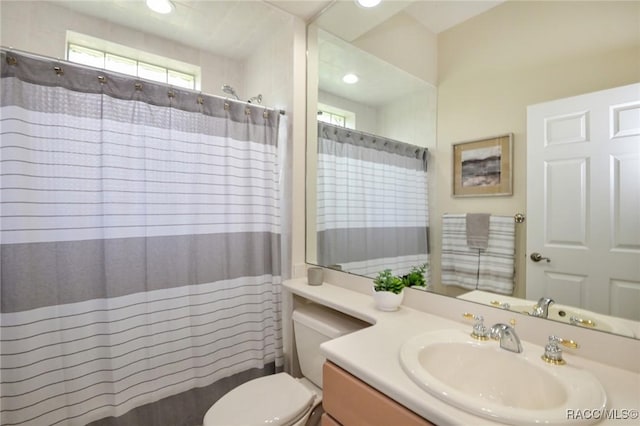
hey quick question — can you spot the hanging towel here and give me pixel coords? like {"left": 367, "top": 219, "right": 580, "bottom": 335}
{"left": 441, "top": 214, "right": 481, "bottom": 290}
{"left": 466, "top": 213, "right": 491, "bottom": 249}
{"left": 478, "top": 216, "right": 515, "bottom": 295}
{"left": 441, "top": 214, "right": 515, "bottom": 295}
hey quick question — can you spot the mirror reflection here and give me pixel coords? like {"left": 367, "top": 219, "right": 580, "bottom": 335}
{"left": 306, "top": 0, "right": 640, "bottom": 339}
{"left": 306, "top": 28, "right": 436, "bottom": 280}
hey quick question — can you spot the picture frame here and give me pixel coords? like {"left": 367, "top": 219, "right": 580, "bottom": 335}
{"left": 452, "top": 133, "right": 513, "bottom": 197}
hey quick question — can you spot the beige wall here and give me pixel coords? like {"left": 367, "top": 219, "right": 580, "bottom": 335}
{"left": 378, "top": 86, "right": 437, "bottom": 148}
{"left": 432, "top": 0, "right": 640, "bottom": 296}
{"left": 353, "top": 11, "right": 438, "bottom": 85}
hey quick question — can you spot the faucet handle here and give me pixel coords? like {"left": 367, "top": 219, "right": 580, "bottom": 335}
{"left": 542, "top": 335, "right": 579, "bottom": 365}
{"left": 462, "top": 313, "right": 489, "bottom": 341}
{"left": 569, "top": 316, "right": 597, "bottom": 328}
{"left": 490, "top": 300, "right": 511, "bottom": 309}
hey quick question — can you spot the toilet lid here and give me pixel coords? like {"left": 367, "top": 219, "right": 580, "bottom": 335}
{"left": 203, "top": 373, "right": 315, "bottom": 426}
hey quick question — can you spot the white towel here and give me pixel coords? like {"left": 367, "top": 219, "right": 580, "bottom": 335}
{"left": 478, "top": 216, "right": 515, "bottom": 295}
{"left": 441, "top": 214, "right": 480, "bottom": 290}
{"left": 441, "top": 214, "right": 515, "bottom": 295}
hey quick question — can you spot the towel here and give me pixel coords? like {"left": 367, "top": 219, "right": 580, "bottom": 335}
{"left": 466, "top": 213, "right": 490, "bottom": 249}
{"left": 441, "top": 214, "right": 481, "bottom": 290}
{"left": 477, "top": 215, "right": 515, "bottom": 295}
{"left": 441, "top": 214, "right": 515, "bottom": 295}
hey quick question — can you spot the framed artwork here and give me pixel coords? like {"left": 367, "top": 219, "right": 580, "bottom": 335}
{"left": 452, "top": 133, "right": 513, "bottom": 197}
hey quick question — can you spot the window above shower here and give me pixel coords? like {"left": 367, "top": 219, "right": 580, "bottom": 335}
{"left": 317, "top": 102, "right": 356, "bottom": 129}
{"left": 66, "top": 31, "right": 200, "bottom": 90}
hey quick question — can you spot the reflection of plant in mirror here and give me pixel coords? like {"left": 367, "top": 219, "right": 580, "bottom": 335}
{"left": 373, "top": 269, "right": 404, "bottom": 294}
{"left": 402, "top": 264, "right": 429, "bottom": 288}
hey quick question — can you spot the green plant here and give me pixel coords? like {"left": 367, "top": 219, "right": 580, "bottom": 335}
{"left": 401, "top": 263, "right": 428, "bottom": 288}
{"left": 373, "top": 269, "right": 404, "bottom": 294}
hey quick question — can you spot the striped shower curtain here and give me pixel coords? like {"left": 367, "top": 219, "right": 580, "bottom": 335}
{"left": 316, "top": 122, "right": 429, "bottom": 278}
{"left": 0, "top": 49, "right": 283, "bottom": 426}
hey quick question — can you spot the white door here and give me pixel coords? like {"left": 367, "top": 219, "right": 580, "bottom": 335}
{"left": 526, "top": 83, "right": 640, "bottom": 321}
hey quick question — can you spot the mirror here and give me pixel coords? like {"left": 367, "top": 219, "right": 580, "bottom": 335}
{"left": 305, "top": 26, "right": 436, "bottom": 279}
{"left": 305, "top": 0, "right": 640, "bottom": 339}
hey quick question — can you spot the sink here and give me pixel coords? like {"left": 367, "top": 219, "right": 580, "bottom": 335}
{"left": 509, "top": 304, "right": 637, "bottom": 338}
{"left": 400, "top": 329, "right": 607, "bottom": 425}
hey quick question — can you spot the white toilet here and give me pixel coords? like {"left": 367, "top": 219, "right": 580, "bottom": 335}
{"left": 203, "top": 302, "right": 366, "bottom": 426}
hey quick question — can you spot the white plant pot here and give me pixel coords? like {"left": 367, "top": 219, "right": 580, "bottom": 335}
{"left": 373, "top": 289, "right": 404, "bottom": 312}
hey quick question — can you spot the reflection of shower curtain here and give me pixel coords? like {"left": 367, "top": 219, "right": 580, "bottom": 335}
{"left": 0, "top": 49, "right": 283, "bottom": 426}
{"left": 316, "top": 122, "right": 429, "bottom": 278}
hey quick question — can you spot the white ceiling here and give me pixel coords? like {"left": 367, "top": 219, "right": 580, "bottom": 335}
{"left": 56, "top": 1, "right": 503, "bottom": 60}
{"left": 56, "top": 0, "right": 321, "bottom": 60}
{"left": 318, "top": 29, "right": 431, "bottom": 106}
{"left": 55, "top": 1, "right": 504, "bottom": 106}
{"left": 313, "top": 1, "right": 502, "bottom": 106}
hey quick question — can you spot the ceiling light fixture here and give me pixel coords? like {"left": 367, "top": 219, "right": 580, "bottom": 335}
{"left": 356, "top": 0, "right": 382, "bottom": 8}
{"left": 146, "top": 0, "right": 174, "bottom": 14}
{"left": 342, "top": 73, "right": 359, "bottom": 84}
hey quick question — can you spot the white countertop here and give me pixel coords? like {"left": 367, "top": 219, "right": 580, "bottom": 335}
{"left": 284, "top": 278, "right": 640, "bottom": 426}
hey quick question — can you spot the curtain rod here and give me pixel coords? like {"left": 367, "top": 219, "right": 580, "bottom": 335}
{"left": 443, "top": 213, "right": 526, "bottom": 223}
{"left": 1, "top": 46, "right": 285, "bottom": 116}
{"left": 318, "top": 121, "right": 428, "bottom": 152}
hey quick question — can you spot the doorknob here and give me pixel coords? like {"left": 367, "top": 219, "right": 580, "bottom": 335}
{"left": 530, "top": 252, "right": 551, "bottom": 263}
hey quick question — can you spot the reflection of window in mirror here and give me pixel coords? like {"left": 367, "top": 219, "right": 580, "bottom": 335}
{"left": 318, "top": 103, "right": 356, "bottom": 129}
{"left": 317, "top": 110, "right": 345, "bottom": 127}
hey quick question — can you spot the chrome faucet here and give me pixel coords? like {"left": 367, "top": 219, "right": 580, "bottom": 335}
{"left": 531, "top": 297, "right": 555, "bottom": 318}
{"left": 541, "top": 335, "right": 579, "bottom": 365}
{"left": 490, "top": 323, "right": 523, "bottom": 353}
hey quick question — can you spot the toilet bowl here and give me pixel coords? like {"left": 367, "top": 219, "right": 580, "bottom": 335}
{"left": 202, "top": 303, "right": 366, "bottom": 426}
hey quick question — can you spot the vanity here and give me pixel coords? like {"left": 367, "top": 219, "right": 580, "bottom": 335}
{"left": 283, "top": 278, "right": 640, "bottom": 426}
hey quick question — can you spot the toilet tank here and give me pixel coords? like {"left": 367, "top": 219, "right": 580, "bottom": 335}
{"left": 292, "top": 303, "right": 367, "bottom": 388}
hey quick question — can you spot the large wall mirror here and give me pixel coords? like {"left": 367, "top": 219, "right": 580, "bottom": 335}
{"left": 305, "top": 0, "right": 640, "bottom": 340}
{"left": 305, "top": 24, "right": 437, "bottom": 279}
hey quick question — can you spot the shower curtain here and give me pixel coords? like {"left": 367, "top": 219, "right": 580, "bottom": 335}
{"left": 316, "top": 122, "right": 430, "bottom": 278}
{"left": 0, "top": 49, "right": 284, "bottom": 426}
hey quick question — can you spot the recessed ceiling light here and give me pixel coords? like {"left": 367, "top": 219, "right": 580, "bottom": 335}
{"left": 343, "top": 73, "right": 359, "bottom": 84}
{"left": 146, "top": 0, "right": 174, "bottom": 14}
{"left": 356, "top": 0, "right": 382, "bottom": 8}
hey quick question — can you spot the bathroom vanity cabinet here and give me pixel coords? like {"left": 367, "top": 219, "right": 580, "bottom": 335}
{"left": 321, "top": 362, "right": 434, "bottom": 426}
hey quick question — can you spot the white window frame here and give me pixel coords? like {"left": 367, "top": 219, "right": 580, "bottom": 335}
{"left": 66, "top": 32, "right": 201, "bottom": 90}
{"left": 318, "top": 103, "right": 356, "bottom": 129}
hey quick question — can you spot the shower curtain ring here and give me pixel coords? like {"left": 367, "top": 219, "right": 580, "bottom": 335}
{"left": 135, "top": 82, "right": 143, "bottom": 91}
{"left": 224, "top": 98, "right": 230, "bottom": 110}
{"left": 97, "top": 75, "right": 106, "bottom": 84}
{"left": 54, "top": 66, "right": 64, "bottom": 76}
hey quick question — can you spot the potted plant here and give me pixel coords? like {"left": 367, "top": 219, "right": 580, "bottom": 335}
{"left": 373, "top": 264, "right": 429, "bottom": 311}
{"left": 372, "top": 269, "right": 405, "bottom": 311}
{"left": 400, "top": 263, "right": 429, "bottom": 289}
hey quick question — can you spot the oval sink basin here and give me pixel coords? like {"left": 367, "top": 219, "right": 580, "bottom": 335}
{"left": 400, "top": 329, "right": 606, "bottom": 425}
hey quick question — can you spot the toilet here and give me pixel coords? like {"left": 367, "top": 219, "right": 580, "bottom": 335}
{"left": 203, "top": 302, "right": 366, "bottom": 426}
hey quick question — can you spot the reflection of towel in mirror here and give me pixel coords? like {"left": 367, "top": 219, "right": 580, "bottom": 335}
{"left": 442, "top": 214, "right": 515, "bottom": 295}
{"left": 466, "top": 213, "right": 490, "bottom": 249}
